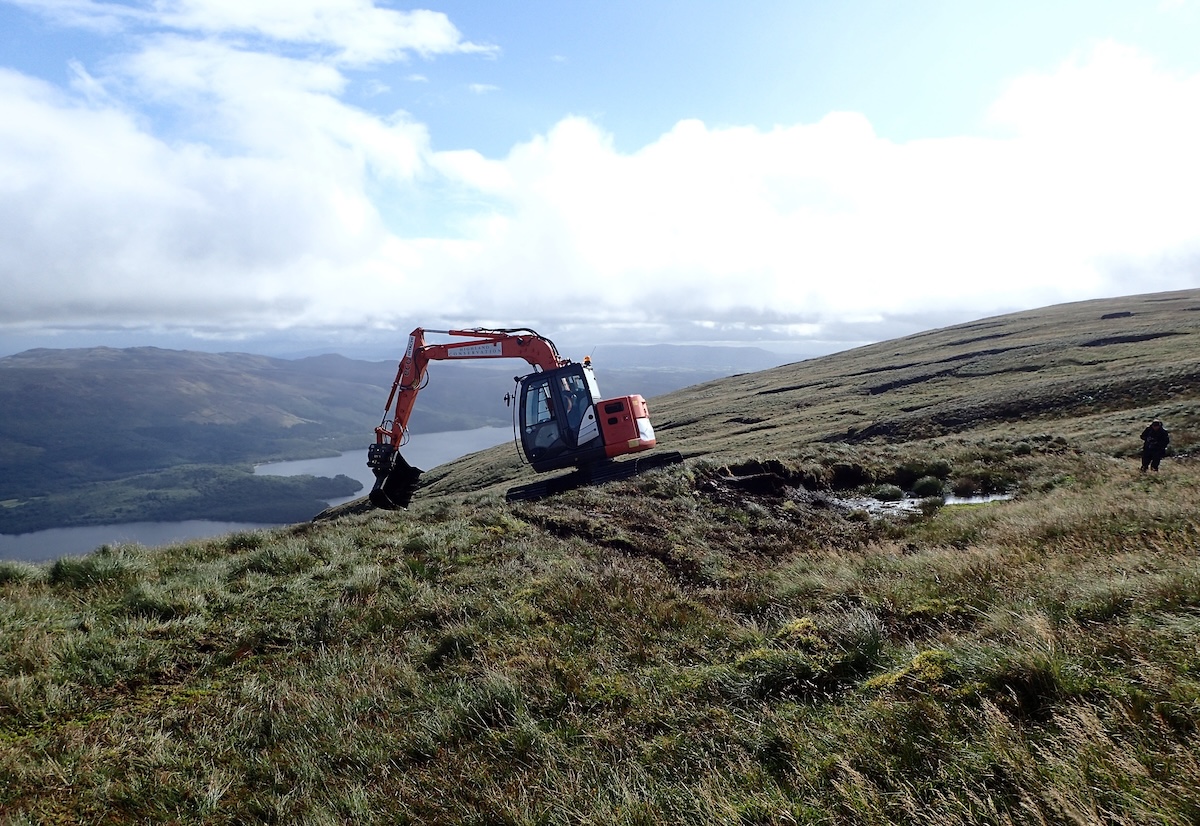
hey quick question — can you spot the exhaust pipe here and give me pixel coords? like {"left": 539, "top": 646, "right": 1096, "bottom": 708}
{"left": 367, "top": 443, "right": 423, "bottom": 509}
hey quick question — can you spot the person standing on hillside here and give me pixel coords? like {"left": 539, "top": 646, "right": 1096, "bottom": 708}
{"left": 1140, "top": 419, "right": 1170, "bottom": 472}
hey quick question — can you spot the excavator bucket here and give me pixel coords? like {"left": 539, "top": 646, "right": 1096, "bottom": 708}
{"left": 367, "top": 444, "right": 423, "bottom": 509}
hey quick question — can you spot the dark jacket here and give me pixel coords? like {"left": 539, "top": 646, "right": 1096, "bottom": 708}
{"left": 1141, "top": 425, "right": 1170, "bottom": 457}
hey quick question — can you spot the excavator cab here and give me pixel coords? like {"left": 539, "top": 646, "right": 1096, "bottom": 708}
{"left": 518, "top": 363, "right": 606, "bottom": 472}
{"left": 518, "top": 361, "right": 664, "bottom": 474}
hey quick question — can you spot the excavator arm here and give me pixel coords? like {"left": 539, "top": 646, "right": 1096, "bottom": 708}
{"left": 368, "top": 328, "right": 570, "bottom": 508}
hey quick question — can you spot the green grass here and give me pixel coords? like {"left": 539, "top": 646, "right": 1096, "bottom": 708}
{"left": 3, "top": 453, "right": 1200, "bottom": 824}
{"left": 4, "top": 289, "right": 1200, "bottom": 824}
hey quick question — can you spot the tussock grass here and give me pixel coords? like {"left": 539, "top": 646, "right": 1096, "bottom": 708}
{"left": 5, "top": 289, "right": 1200, "bottom": 823}
{"left": 4, "top": 455, "right": 1199, "bottom": 823}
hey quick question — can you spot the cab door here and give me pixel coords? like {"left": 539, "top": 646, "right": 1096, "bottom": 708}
{"left": 519, "top": 374, "right": 566, "bottom": 465}
{"left": 519, "top": 364, "right": 606, "bottom": 471}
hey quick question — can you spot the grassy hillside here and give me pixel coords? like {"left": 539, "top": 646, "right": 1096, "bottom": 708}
{"left": 421, "top": 288, "right": 1200, "bottom": 499}
{"left": 2, "top": 289, "right": 1199, "bottom": 824}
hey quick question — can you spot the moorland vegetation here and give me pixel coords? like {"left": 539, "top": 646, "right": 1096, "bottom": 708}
{"left": 1, "top": 289, "right": 1198, "bottom": 824}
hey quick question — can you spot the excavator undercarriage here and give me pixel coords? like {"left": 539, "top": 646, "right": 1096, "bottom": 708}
{"left": 503, "top": 449, "right": 685, "bottom": 502}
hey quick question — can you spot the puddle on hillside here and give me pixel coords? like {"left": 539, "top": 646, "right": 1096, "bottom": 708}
{"left": 834, "top": 493, "right": 1014, "bottom": 516}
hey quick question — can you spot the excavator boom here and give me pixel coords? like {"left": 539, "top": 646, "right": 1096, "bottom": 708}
{"left": 375, "top": 328, "right": 566, "bottom": 441}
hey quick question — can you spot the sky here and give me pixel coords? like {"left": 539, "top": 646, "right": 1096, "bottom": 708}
{"left": 2, "top": 0, "right": 1199, "bottom": 360}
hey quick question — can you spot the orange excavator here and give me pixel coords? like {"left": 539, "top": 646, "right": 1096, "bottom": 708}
{"left": 367, "top": 327, "right": 682, "bottom": 508}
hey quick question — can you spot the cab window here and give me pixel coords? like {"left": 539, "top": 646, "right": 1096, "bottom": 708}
{"left": 524, "top": 378, "right": 554, "bottom": 425}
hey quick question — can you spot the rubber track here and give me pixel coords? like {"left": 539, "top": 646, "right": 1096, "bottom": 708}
{"left": 505, "top": 451, "right": 684, "bottom": 502}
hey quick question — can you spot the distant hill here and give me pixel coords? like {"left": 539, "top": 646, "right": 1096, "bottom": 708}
{"left": 0, "top": 343, "right": 775, "bottom": 530}
{"left": 0, "top": 347, "right": 382, "bottom": 500}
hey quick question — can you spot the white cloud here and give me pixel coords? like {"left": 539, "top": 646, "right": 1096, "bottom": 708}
{"left": 157, "top": 0, "right": 495, "bottom": 65}
{"left": 415, "top": 43, "right": 1200, "bottom": 333}
{"left": 5, "top": 0, "right": 146, "bottom": 33}
{"left": 9, "top": 0, "right": 494, "bottom": 64}
{"left": 119, "top": 37, "right": 428, "bottom": 178}
{"left": 988, "top": 42, "right": 1200, "bottom": 259}
{"left": 2, "top": 27, "right": 1199, "bottom": 350}
{"left": 0, "top": 61, "right": 411, "bottom": 326}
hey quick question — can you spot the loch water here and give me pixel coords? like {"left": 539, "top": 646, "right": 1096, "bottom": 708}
{"left": 0, "top": 427, "right": 512, "bottom": 563}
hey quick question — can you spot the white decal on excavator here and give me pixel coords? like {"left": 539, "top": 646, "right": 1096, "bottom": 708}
{"left": 448, "top": 342, "right": 504, "bottom": 358}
